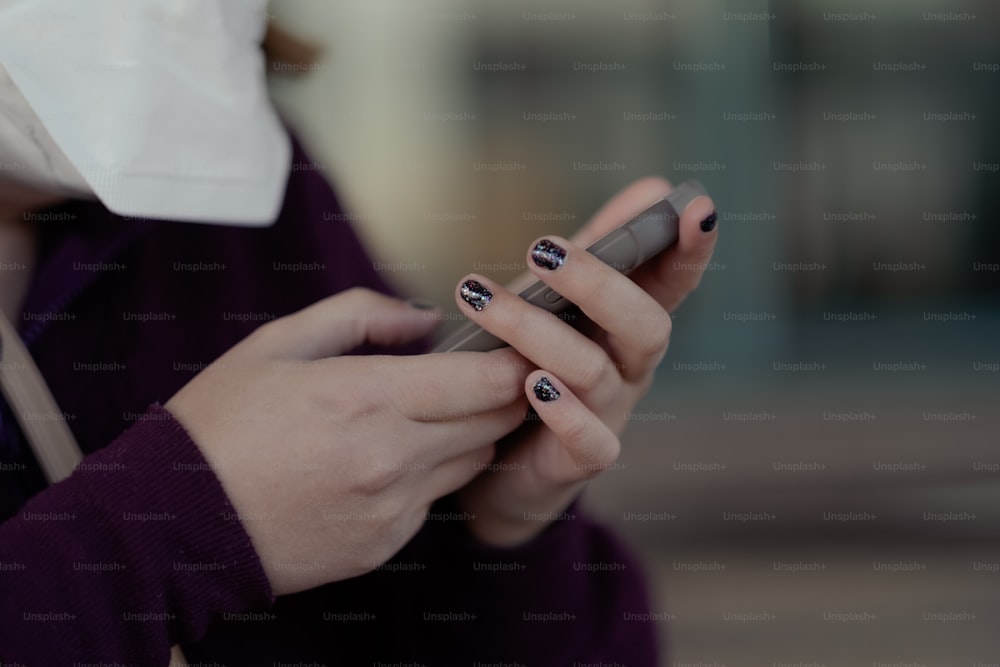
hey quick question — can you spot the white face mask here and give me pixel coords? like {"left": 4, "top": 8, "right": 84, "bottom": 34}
{"left": 0, "top": 0, "right": 290, "bottom": 226}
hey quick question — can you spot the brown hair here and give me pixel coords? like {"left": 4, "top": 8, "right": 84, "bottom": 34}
{"left": 262, "top": 21, "right": 323, "bottom": 75}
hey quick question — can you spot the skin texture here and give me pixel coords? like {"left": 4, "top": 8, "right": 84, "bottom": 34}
{"left": 164, "top": 288, "right": 533, "bottom": 595}
{"left": 454, "top": 177, "right": 718, "bottom": 545}
{"left": 165, "top": 177, "right": 716, "bottom": 595}
{"left": 4, "top": 176, "right": 716, "bottom": 595}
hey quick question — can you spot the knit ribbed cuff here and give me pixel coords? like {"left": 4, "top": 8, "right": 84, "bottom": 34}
{"left": 72, "top": 403, "right": 274, "bottom": 645}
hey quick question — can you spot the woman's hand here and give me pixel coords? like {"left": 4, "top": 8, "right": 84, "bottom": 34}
{"left": 165, "top": 288, "right": 532, "bottom": 595}
{"left": 453, "top": 178, "right": 718, "bottom": 545}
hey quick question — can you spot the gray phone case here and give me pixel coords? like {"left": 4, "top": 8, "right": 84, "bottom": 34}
{"left": 432, "top": 180, "right": 707, "bottom": 353}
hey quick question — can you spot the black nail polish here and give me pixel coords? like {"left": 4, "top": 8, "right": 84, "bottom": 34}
{"left": 460, "top": 279, "right": 492, "bottom": 311}
{"left": 700, "top": 211, "right": 718, "bottom": 233}
{"left": 531, "top": 239, "right": 567, "bottom": 270}
{"left": 532, "top": 377, "right": 561, "bottom": 402}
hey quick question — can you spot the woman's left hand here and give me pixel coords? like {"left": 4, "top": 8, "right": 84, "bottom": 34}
{"left": 453, "top": 177, "right": 718, "bottom": 545}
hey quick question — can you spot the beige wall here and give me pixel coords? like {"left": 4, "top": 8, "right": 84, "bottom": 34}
{"left": 268, "top": 0, "right": 482, "bottom": 307}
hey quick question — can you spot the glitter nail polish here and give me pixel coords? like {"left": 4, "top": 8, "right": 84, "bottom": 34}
{"left": 531, "top": 239, "right": 567, "bottom": 270}
{"left": 532, "top": 376, "right": 561, "bottom": 402}
{"left": 460, "top": 279, "right": 493, "bottom": 311}
{"left": 700, "top": 211, "right": 718, "bottom": 233}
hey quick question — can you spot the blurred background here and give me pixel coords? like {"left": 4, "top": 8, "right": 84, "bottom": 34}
{"left": 267, "top": 0, "right": 999, "bottom": 663}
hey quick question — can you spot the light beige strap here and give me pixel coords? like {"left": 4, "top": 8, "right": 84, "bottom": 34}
{"left": 0, "top": 310, "right": 81, "bottom": 483}
{"left": 0, "top": 311, "right": 189, "bottom": 666}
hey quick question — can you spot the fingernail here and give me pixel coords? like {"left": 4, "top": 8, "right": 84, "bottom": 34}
{"left": 460, "top": 279, "right": 493, "bottom": 311}
{"left": 405, "top": 298, "right": 437, "bottom": 310}
{"left": 700, "top": 211, "right": 718, "bottom": 233}
{"left": 531, "top": 239, "right": 567, "bottom": 270}
{"left": 532, "top": 376, "right": 561, "bottom": 402}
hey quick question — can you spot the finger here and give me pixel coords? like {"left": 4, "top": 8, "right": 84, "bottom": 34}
{"left": 501, "top": 176, "right": 681, "bottom": 296}
{"left": 525, "top": 236, "right": 671, "bottom": 381}
{"left": 420, "top": 442, "right": 497, "bottom": 503}
{"left": 325, "top": 346, "right": 533, "bottom": 417}
{"left": 569, "top": 176, "right": 675, "bottom": 247}
{"left": 255, "top": 287, "right": 442, "bottom": 360}
{"left": 419, "top": 399, "right": 525, "bottom": 465}
{"left": 328, "top": 394, "right": 525, "bottom": 465}
{"left": 523, "top": 372, "right": 620, "bottom": 484}
{"left": 453, "top": 274, "right": 619, "bottom": 399}
{"left": 629, "top": 192, "right": 718, "bottom": 312}
{"left": 412, "top": 393, "right": 529, "bottom": 438}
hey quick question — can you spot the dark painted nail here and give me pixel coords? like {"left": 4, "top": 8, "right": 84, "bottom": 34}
{"left": 700, "top": 211, "right": 718, "bottom": 233}
{"left": 405, "top": 298, "right": 437, "bottom": 310}
{"left": 532, "top": 377, "right": 561, "bottom": 402}
{"left": 460, "top": 279, "right": 493, "bottom": 311}
{"left": 531, "top": 239, "right": 567, "bottom": 270}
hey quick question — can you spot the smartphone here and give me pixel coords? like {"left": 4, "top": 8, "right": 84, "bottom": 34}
{"left": 432, "top": 180, "right": 707, "bottom": 353}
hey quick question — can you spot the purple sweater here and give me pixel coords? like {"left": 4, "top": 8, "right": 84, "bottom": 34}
{"left": 0, "top": 137, "right": 657, "bottom": 666}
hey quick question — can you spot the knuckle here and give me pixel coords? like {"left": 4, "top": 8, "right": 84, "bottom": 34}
{"left": 315, "top": 370, "right": 380, "bottom": 421}
{"left": 342, "top": 444, "right": 407, "bottom": 497}
{"left": 334, "top": 287, "right": 385, "bottom": 322}
{"left": 483, "top": 362, "right": 513, "bottom": 399}
{"left": 481, "top": 351, "right": 526, "bottom": 402}
{"left": 572, "top": 356, "right": 611, "bottom": 394}
{"left": 380, "top": 378, "right": 419, "bottom": 417}
{"left": 351, "top": 462, "right": 402, "bottom": 498}
{"left": 349, "top": 470, "right": 386, "bottom": 498}
{"left": 339, "top": 286, "right": 372, "bottom": 303}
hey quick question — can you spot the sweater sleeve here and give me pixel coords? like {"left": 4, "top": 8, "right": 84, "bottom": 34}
{"left": 219, "top": 493, "right": 660, "bottom": 666}
{"left": 418, "top": 497, "right": 659, "bottom": 664}
{"left": 395, "top": 494, "right": 660, "bottom": 665}
{"left": 0, "top": 404, "right": 273, "bottom": 667}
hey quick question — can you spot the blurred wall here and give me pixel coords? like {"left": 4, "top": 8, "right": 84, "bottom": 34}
{"left": 267, "top": 1, "right": 1000, "bottom": 664}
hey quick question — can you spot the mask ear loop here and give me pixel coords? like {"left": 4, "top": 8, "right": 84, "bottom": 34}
{"left": 0, "top": 310, "right": 81, "bottom": 484}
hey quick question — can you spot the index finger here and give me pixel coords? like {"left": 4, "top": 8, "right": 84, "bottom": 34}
{"left": 502, "top": 177, "right": 678, "bottom": 295}
{"left": 356, "top": 346, "right": 534, "bottom": 418}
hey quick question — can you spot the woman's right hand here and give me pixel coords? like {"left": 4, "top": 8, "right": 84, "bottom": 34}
{"left": 164, "top": 287, "right": 531, "bottom": 595}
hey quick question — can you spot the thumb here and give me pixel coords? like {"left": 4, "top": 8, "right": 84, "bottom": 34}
{"left": 257, "top": 287, "right": 440, "bottom": 360}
